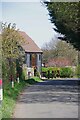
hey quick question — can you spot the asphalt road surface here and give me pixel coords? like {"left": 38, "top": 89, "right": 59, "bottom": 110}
{"left": 13, "top": 79, "right": 79, "bottom": 118}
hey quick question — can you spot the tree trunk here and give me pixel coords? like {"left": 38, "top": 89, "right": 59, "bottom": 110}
{"left": 78, "top": 51, "right": 80, "bottom": 64}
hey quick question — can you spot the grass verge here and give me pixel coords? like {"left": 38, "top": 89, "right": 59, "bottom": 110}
{"left": 2, "top": 77, "right": 42, "bottom": 119}
{"left": 2, "top": 80, "right": 26, "bottom": 119}
{"left": 26, "top": 76, "right": 42, "bottom": 84}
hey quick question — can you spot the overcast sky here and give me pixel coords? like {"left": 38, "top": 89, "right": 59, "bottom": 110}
{"left": 1, "top": 0, "right": 59, "bottom": 48}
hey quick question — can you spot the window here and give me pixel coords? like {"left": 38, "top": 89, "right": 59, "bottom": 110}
{"left": 39, "top": 54, "right": 41, "bottom": 61}
{"left": 30, "top": 54, "right": 32, "bottom": 61}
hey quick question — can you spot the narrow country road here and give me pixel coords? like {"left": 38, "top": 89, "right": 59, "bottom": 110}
{"left": 13, "top": 79, "right": 79, "bottom": 118}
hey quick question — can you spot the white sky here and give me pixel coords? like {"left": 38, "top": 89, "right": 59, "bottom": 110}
{"left": 1, "top": 0, "right": 50, "bottom": 2}
{"left": 1, "top": 1, "right": 58, "bottom": 48}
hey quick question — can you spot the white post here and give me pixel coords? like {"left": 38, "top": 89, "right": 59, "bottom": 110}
{"left": 0, "top": 89, "right": 3, "bottom": 101}
{"left": 11, "top": 81, "right": 14, "bottom": 88}
{"left": 17, "top": 77, "right": 19, "bottom": 83}
{"left": 0, "top": 79, "right": 3, "bottom": 101}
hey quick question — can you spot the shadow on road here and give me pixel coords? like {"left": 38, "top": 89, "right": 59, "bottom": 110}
{"left": 36, "top": 79, "right": 80, "bottom": 86}
{"left": 18, "top": 79, "right": 79, "bottom": 104}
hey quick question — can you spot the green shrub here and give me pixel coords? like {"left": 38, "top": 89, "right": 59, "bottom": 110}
{"left": 75, "top": 64, "right": 80, "bottom": 78}
{"left": 21, "top": 69, "right": 26, "bottom": 80}
{"left": 42, "top": 67, "right": 73, "bottom": 78}
{"left": 2, "top": 59, "right": 17, "bottom": 87}
{"left": 42, "top": 67, "right": 60, "bottom": 78}
{"left": 2, "top": 60, "right": 10, "bottom": 86}
{"left": 42, "top": 67, "right": 48, "bottom": 72}
{"left": 60, "top": 67, "right": 73, "bottom": 78}
{"left": 36, "top": 71, "right": 40, "bottom": 78}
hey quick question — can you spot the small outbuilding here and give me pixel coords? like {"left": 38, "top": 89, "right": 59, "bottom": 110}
{"left": 19, "top": 31, "right": 43, "bottom": 75}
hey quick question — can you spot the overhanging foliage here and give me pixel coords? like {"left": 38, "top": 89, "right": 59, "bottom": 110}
{"left": 44, "top": 2, "right": 80, "bottom": 50}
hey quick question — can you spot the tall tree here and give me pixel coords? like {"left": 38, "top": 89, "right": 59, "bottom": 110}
{"left": 2, "top": 23, "right": 25, "bottom": 60}
{"left": 44, "top": 2, "right": 80, "bottom": 50}
{"left": 42, "top": 40, "right": 78, "bottom": 66}
{"left": 55, "top": 41, "right": 78, "bottom": 65}
{"left": 2, "top": 23, "right": 25, "bottom": 83}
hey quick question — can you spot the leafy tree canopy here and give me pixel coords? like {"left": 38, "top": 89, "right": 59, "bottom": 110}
{"left": 44, "top": 2, "right": 80, "bottom": 50}
{"left": 42, "top": 40, "right": 78, "bottom": 66}
{"left": 2, "top": 23, "right": 25, "bottom": 61}
{"left": 1, "top": 23, "right": 25, "bottom": 83}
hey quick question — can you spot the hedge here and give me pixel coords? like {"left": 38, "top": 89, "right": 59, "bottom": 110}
{"left": 60, "top": 67, "right": 73, "bottom": 78}
{"left": 75, "top": 64, "right": 80, "bottom": 78}
{"left": 42, "top": 67, "right": 74, "bottom": 78}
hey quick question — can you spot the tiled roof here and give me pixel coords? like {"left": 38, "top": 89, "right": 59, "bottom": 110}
{"left": 19, "top": 31, "right": 43, "bottom": 53}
